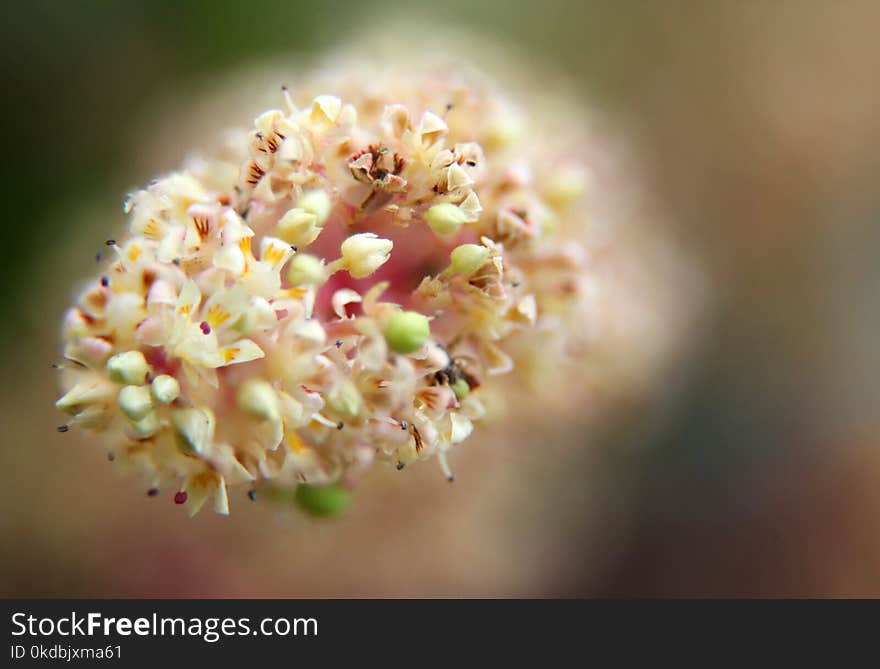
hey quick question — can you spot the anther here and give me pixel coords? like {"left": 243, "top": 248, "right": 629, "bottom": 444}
{"left": 396, "top": 462, "right": 405, "bottom": 470}
{"left": 147, "top": 487, "right": 159, "bottom": 497}
{"left": 57, "top": 424, "right": 69, "bottom": 433}
{"left": 291, "top": 245, "right": 298, "bottom": 252}
{"left": 247, "top": 489, "right": 257, "bottom": 501}
{"left": 199, "top": 321, "right": 211, "bottom": 335}
{"left": 107, "top": 452, "right": 116, "bottom": 462}
{"left": 172, "top": 258, "right": 181, "bottom": 266}
{"left": 174, "top": 491, "right": 188, "bottom": 505}
{"left": 95, "top": 252, "right": 103, "bottom": 262}
{"left": 336, "top": 421, "right": 344, "bottom": 430}
{"left": 335, "top": 338, "right": 343, "bottom": 348}
{"left": 100, "top": 276, "right": 109, "bottom": 287}
{"left": 105, "top": 239, "right": 116, "bottom": 246}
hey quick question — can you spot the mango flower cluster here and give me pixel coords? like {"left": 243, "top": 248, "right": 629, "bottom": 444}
{"left": 56, "top": 62, "right": 594, "bottom": 515}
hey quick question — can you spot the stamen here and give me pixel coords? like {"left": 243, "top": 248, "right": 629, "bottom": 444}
{"left": 174, "top": 491, "right": 188, "bottom": 505}
{"left": 107, "top": 452, "right": 115, "bottom": 462}
{"left": 105, "top": 239, "right": 116, "bottom": 246}
{"left": 438, "top": 452, "right": 455, "bottom": 482}
{"left": 396, "top": 461, "right": 405, "bottom": 470}
{"left": 247, "top": 489, "right": 257, "bottom": 501}
{"left": 311, "top": 413, "right": 339, "bottom": 429}
{"left": 56, "top": 424, "right": 69, "bottom": 433}
{"left": 199, "top": 321, "right": 212, "bottom": 335}
{"left": 100, "top": 276, "right": 109, "bottom": 287}
{"left": 335, "top": 338, "right": 343, "bottom": 348}
{"left": 147, "top": 487, "right": 159, "bottom": 497}
{"left": 281, "top": 85, "right": 294, "bottom": 113}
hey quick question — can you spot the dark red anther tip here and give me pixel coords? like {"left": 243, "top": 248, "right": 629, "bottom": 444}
{"left": 147, "top": 487, "right": 159, "bottom": 497}
{"left": 199, "top": 321, "right": 211, "bottom": 335}
{"left": 174, "top": 491, "right": 188, "bottom": 504}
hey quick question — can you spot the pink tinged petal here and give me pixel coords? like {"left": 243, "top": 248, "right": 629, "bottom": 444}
{"left": 134, "top": 316, "right": 165, "bottom": 347}
{"left": 69, "top": 336, "right": 114, "bottom": 366}
{"left": 332, "top": 288, "right": 362, "bottom": 319}
{"left": 485, "top": 342, "right": 514, "bottom": 376}
{"left": 147, "top": 279, "right": 178, "bottom": 307}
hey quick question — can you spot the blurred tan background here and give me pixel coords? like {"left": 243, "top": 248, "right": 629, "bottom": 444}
{"left": 3, "top": 0, "right": 880, "bottom": 597}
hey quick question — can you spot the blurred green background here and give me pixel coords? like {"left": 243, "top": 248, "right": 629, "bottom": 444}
{"left": 3, "top": 0, "right": 880, "bottom": 596}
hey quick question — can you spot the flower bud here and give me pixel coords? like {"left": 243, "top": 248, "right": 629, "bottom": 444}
{"left": 237, "top": 379, "right": 280, "bottom": 422}
{"left": 425, "top": 202, "right": 468, "bottom": 235}
{"left": 295, "top": 483, "right": 351, "bottom": 517}
{"left": 287, "top": 253, "right": 327, "bottom": 286}
{"left": 276, "top": 208, "right": 319, "bottom": 246}
{"left": 451, "top": 378, "right": 470, "bottom": 400}
{"left": 384, "top": 310, "right": 431, "bottom": 354}
{"left": 106, "top": 351, "right": 149, "bottom": 385}
{"left": 449, "top": 243, "right": 490, "bottom": 275}
{"left": 298, "top": 189, "right": 332, "bottom": 224}
{"left": 327, "top": 379, "right": 363, "bottom": 418}
{"left": 118, "top": 385, "right": 153, "bottom": 421}
{"left": 151, "top": 374, "right": 180, "bottom": 404}
{"left": 339, "top": 233, "right": 393, "bottom": 279}
{"left": 128, "top": 411, "right": 160, "bottom": 440}
{"left": 171, "top": 408, "right": 214, "bottom": 456}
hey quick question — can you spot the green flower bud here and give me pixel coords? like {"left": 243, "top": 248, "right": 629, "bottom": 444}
{"left": 451, "top": 378, "right": 470, "bottom": 400}
{"left": 118, "top": 385, "right": 153, "bottom": 421}
{"left": 128, "top": 411, "right": 160, "bottom": 440}
{"left": 295, "top": 483, "right": 351, "bottom": 517}
{"left": 151, "top": 374, "right": 180, "bottom": 404}
{"left": 327, "top": 379, "right": 363, "bottom": 418}
{"left": 425, "top": 202, "right": 468, "bottom": 235}
{"left": 287, "top": 253, "right": 327, "bottom": 286}
{"left": 276, "top": 208, "right": 319, "bottom": 246}
{"left": 384, "top": 310, "right": 431, "bottom": 354}
{"left": 106, "top": 351, "right": 149, "bottom": 385}
{"left": 449, "top": 243, "right": 490, "bottom": 275}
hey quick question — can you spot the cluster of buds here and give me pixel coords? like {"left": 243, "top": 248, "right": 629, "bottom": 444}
{"left": 56, "top": 62, "right": 594, "bottom": 516}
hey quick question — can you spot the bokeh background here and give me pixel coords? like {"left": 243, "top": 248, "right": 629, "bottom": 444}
{"left": 3, "top": 0, "right": 880, "bottom": 597}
